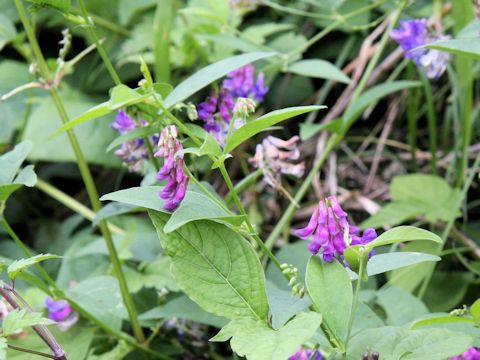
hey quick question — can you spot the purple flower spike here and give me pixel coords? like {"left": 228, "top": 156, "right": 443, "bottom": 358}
{"left": 289, "top": 347, "right": 323, "bottom": 360}
{"left": 154, "top": 125, "right": 189, "bottom": 212}
{"left": 196, "top": 64, "right": 268, "bottom": 145}
{"left": 390, "top": 19, "right": 450, "bottom": 79}
{"left": 448, "top": 346, "right": 480, "bottom": 360}
{"left": 295, "top": 196, "right": 377, "bottom": 262}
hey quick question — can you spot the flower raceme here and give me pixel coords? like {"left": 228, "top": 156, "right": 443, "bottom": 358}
{"left": 197, "top": 64, "right": 268, "bottom": 145}
{"left": 289, "top": 347, "right": 322, "bottom": 360}
{"left": 449, "top": 346, "right": 480, "bottom": 360}
{"left": 295, "top": 196, "right": 377, "bottom": 262}
{"left": 249, "top": 135, "right": 305, "bottom": 190}
{"left": 45, "top": 297, "right": 78, "bottom": 331}
{"left": 154, "top": 125, "right": 189, "bottom": 212}
{"left": 390, "top": 19, "right": 450, "bottom": 79}
{"left": 111, "top": 110, "right": 153, "bottom": 172}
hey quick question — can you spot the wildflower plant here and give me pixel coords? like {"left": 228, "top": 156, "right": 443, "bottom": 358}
{"left": 0, "top": 1, "right": 478, "bottom": 360}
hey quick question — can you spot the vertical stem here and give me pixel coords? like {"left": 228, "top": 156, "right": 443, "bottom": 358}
{"left": 344, "top": 255, "right": 366, "bottom": 350}
{"left": 419, "top": 71, "right": 437, "bottom": 175}
{"left": 77, "top": 0, "right": 121, "bottom": 85}
{"left": 406, "top": 63, "right": 419, "bottom": 172}
{"left": 14, "top": 0, "right": 145, "bottom": 343}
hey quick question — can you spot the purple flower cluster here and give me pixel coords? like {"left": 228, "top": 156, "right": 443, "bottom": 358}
{"left": 449, "top": 347, "right": 480, "bottom": 360}
{"left": 45, "top": 297, "right": 78, "bottom": 331}
{"left": 390, "top": 19, "right": 450, "bottom": 79}
{"left": 289, "top": 347, "right": 322, "bottom": 360}
{"left": 249, "top": 135, "right": 305, "bottom": 190}
{"left": 154, "top": 125, "right": 189, "bottom": 211}
{"left": 111, "top": 110, "right": 149, "bottom": 172}
{"left": 197, "top": 64, "right": 268, "bottom": 145}
{"left": 295, "top": 196, "right": 377, "bottom": 262}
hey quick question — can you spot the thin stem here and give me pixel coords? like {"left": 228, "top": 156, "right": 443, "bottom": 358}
{"left": 345, "top": 255, "right": 366, "bottom": 350}
{"left": 406, "top": 63, "right": 419, "bottom": 171}
{"left": 35, "top": 178, "right": 124, "bottom": 235}
{"left": 419, "top": 70, "right": 437, "bottom": 175}
{"left": 70, "top": 8, "right": 131, "bottom": 36}
{"left": 77, "top": 0, "right": 121, "bottom": 85}
{"left": 8, "top": 345, "right": 56, "bottom": 359}
{"left": 224, "top": 169, "right": 262, "bottom": 204}
{"left": 14, "top": 0, "right": 145, "bottom": 343}
{"left": 218, "top": 163, "right": 283, "bottom": 270}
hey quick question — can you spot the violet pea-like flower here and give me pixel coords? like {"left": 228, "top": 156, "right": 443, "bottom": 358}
{"left": 154, "top": 125, "right": 189, "bottom": 212}
{"left": 295, "top": 196, "right": 377, "bottom": 262}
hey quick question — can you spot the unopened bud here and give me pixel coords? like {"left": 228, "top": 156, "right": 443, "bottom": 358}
{"left": 372, "top": 352, "right": 379, "bottom": 360}
{"left": 233, "top": 97, "right": 255, "bottom": 119}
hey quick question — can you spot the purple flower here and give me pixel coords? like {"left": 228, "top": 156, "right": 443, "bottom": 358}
{"left": 111, "top": 110, "right": 137, "bottom": 134}
{"left": 449, "top": 347, "right": 480, "bottom": 360}
{"left": 196, "top": 64, "right": 268, "bottom": 144}
{"left": 249, "top": 135, "right": 305, "bottom": 190}
{"left": 295, "top": 196, "right": 377, "bottom": 262}
{"left": 45, "top": 297, "right": 78, "bottom": 331}
{"left": 390, "top": 19, "right": 450, "bottom": 79}
{"left": 289, "top": 347, "right": 323, "bottom": 360}
{"left": 154, "top": 125, "right": 189, "bottom": 211}
{"left": 111, "top": 110, "right": 153, "bottom": 172}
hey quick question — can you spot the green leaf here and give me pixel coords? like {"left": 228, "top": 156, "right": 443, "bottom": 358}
{"left": 0, "top": 14, "right": 16, "bottom": 51}
{"left": 101, "top": 186, "right": 245, "bottom": 232}
{"left": 164, "top": 52, "right": 276, "bottom": 108}
{"left": 210, "top": 311, "right": 322, "bottom": 360}
{"left": 362, "top": 174, "right": 463, "bottom": 229}
{"left": 288, "top": 59, "right": 351, "bottom": 84}
{"left": 66, "top": 276, "right": 127, "bottom": 331}
{"left": 199, "top": 133, "right": 222, "bottom": 157}
{"left": 26, "top": 0, "right": 70, "bottom": 12}
{"left": 411, "top": 315, "right": 475, "bottom": 329}
{"left": 139, "top": 294, "right": 227, "bottom": 328}
{"left": 7, "top": 253, "right": 60, "bottom": 280}
{"left": 343, "top": 81, "right": 421, "bottom": 130}
{"left": 367, "top": 226, "right": 442, "bottom": 250}
{"left": 423, "top": 38, "right": 480, "bottom": 59}
{"left": 366, "top": 252, "right": 441, "bottom": 276}
{"left": 376, "top": 286, "right": 429, "bottom": 325}
{"left": 224, "top": 105, "right": 326, "bottom": 153}
{"left": 2, "top": 309, "right": 55, "bottom": 336}
{"left": 267, "top": 282, "right": 311, "bottom": 330}
{"left": 305, "top": 257, "right": 352, "bottom": 339}
{"left": 423, "top": 271, "right": 474, "bottom": 312}
{"left": 299, "top": 118, "right": 343, "bottom": 141}
{"left": 347, "top": 326, "right": 473, "bottom": 360}
{"left": 471, "top": 299, "right": 480, "bottom": 322}
{"left": 0, "top": 140, "right": 36, "bottom": 205}
{"left": 149, "top": 212, "right": 269, "bottom": 320}
{"left": 51, "top": 85, "right": 149, "bottom": 136}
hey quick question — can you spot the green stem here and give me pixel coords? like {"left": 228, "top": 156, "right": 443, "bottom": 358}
{"left": 153, "top": 0, "right": 173, "bottom": 83}
{"left": 218, "top": 163, "right": 284, "bottom": 270}
{"left": 406, "top": 63, "right": 419, "bottom": 172}
{"left": 224, "top": 169, "right": 262, "bottom": 204}
{"left": 15, "top": 0, "right": 145, "bottom": 343}
{"left": 77, "top": 0, "right": 122, "bottom": 85}
{"left": 419, "top": 70, "right": 437, "bottom": 175}
{"left": 345, "top": 255, "right": 366, "bottom": 350}
{"left": 8, "top": 345, "right": 56, "bottom": 359}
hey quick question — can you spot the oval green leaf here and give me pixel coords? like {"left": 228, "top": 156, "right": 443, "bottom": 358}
{"left": 289, "top": 59, "right": 351, "bottom": 84}
{"left": 367, "top": 226, "right": 442, "bottom": 250}
{"left": 149, "top": 211, "right": 269, "bottom": 321}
